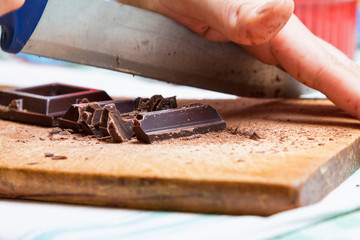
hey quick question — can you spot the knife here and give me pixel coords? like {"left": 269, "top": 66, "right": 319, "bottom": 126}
{"left": 0, "top": 0, "right": 312, "bottom": 97}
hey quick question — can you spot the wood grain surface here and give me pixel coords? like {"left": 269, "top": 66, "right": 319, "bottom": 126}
{"left": 0, "top": 98, "right": 359, "bottom": 216}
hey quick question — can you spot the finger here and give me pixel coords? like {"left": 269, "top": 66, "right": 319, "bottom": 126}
{"left": 157, "top": 12, "right": 229, "bottom": 42}
{"left": 117, "top": 0, "right": 294, "bottom": 45}
{"left": 250, "top": 15, "right": 360, "bottom": 118}
{"left": 117, "top": 0, "right": 229, "bottom": 42}
{"left": 193, "top": 0, "right": 294, "bottom": 45}
{"left": 0, "top": 0, "right": 24, "bottom": 16}
{"left": 116, "top": 0, "right": 155, "bottom": 10}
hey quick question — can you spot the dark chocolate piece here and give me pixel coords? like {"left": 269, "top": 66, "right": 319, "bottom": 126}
{"left": 98, "top": 104, "right": 119, "bottom": 137}
{"left": 79, "top": 102, "right": 103, "bottom": 135}
{"left": 146, "top": 95, "right": 164, "bottom": 111}
{"left": 58, "top": 99, "right": 136, "bottom": 134}
{"left": 107, "top": 109, "right": 134, "bottom": 142}
{"left": 0, "top": 83, "right": 112, "bottom": 126}
{"left": 156, "top": 96, "right": 177, "bottom": 110}
{"left": 56, "top": 105, "right": 86, "bottom": 131}
{"left": 135, "top": 95, "right": 177, "bottom": 112}
{"left": 133, "top": 104, "right": 226, "bottom": 143}
{"left": 135, "top": 97, "right": 149, "bottom": 111}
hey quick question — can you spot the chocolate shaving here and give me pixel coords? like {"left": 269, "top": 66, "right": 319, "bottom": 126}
{"left": 249, "top": 132, "right": 261, "bottom": 141}
{"left": 51, "top": 155, "right": 67, "bottom": 160}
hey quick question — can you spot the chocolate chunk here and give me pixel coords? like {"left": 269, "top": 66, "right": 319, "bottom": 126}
{"left": 146, "top": 95, "right": 164, "bottom": 111}
{"left": 98, "top": 104, "right": 116, "bottom": 137}
{"left": 79, "top": 102, "right": 103, "bottom": 135}
{"left": 135, "top": 95, "right": 177, "bottom": 112}
{"left": 133, "top": 104, "right": 226, "bottom": 143}
{"left": 107, "top": 109, "right": 134, "bottom": 142}
{"left": 59, "top": 99, "right": 136, "bottom": 134}
{"left": 135, "top": 97, "right": 149, "bottom": 111}
{"left": 156, "top": 96, "right": 177, "bottom": 110}
{"left": 57, "top": 105, "right": 86, "bottom": 132}
{"left": 0, "top": 83, "right": 112, "bottom": 126}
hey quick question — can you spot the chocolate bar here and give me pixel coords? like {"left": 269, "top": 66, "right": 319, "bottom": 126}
{"left": 0, "top": 83, "right": 112, "bottom": 126}
{"left": 0, "top": 84, "right": 226, "bottom": 144}
{"left": 133, "top": 104, "right": 226, "bottom": 143}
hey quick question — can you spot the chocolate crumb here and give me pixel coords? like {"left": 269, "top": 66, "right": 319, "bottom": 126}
{"left": 44, "top": 153, "right": 54, "bottom": 157}
{"left": 27, "top": 162, "right": 39, "bottom": 165}
{"left": 59, "top": 130, "right": 71, "bottom": 136}
{"left": 49, "top": 128, "right": 63, "bottom": 135}
{"left": 181, "top": 135, "right": 201, "bottom": 141}
{"left": 230, "top": 124, "right": 240, "bottom": 135}
{"left": 249, "top": 132, "right": 261, "bottom": 141}
{"left": 307, "top": 137, "right": 315, "bottom": 140}
{"left": 51, "top": 155, "right": 67, "bottom": 160}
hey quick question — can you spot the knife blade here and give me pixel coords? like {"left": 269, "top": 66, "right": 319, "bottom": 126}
{"left": 0, "top": 0, "right": 313, "bottom": 98}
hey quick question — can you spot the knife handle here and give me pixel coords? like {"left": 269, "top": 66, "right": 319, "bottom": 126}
{"left": 0, "top": 0, "right": 48, "bottom": 53}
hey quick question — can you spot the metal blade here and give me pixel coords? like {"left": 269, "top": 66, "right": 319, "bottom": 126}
{"left": 21, "top": 0, "right": 313, "bottom": 98}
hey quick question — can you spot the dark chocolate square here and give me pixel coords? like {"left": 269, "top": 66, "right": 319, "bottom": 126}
{"left": 0, "top": 83, "right": 112, "bottom": 126}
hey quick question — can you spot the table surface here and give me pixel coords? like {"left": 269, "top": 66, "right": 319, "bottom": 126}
{"left": 0, "top": 51, "right": 360, "bottom": 239}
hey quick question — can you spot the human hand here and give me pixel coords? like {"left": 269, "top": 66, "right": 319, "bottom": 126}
{"left": 0, "top": 0, "right": 24, "bottom": 16}
{"left": 117, "top": 0, "right": 360, "bottom": 119}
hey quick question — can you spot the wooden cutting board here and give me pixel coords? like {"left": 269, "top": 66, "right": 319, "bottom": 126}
{"left": 0, "top": 98, "right": 359, "bottom": 216}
